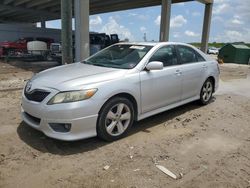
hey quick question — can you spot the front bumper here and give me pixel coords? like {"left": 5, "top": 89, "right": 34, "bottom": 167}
{"left": 21, "top": 88, "right": 99, "bottom": 141}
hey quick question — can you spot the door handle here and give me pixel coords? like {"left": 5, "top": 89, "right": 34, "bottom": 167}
{"left": 175, "top": 70, "right": 182, "bottom": 75}
{"left": 202, "top": 64, "right": 208, "bottom": 69}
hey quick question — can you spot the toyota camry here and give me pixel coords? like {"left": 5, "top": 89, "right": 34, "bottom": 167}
{"left": 21, "top": 42, "right": 219, "bottom": 141}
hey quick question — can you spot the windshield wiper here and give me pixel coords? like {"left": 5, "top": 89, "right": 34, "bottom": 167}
{"left": 82, "top": 60, "right": 92, "bottom": 64}
{"left": 90, "top": 63, "right": 108, "bottom": 67}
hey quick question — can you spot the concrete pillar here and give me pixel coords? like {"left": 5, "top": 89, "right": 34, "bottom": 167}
{"left": 74, "top": 0, "right": 89, "bottom": 62}
{"left": 201, "top": 3, "right": 213, "bottom": 53}
{"left": 61, "top": 0, "right": 73, "bottom": 64}
{"left": 159, "top": 0, "right": 171, "bottom": 42}
{"left": 41, "top": 20, "right": 46, "bottom": 28}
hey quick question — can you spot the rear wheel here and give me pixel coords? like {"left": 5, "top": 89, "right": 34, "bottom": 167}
{"left": 97, "top": 97, "right": 134, "bottom": 141}
{"left": 200, "top": 78, "right": 213, "bottom": 105}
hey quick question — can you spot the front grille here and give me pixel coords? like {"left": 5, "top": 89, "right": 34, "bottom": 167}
{"left": 24, "top": 112, "right": 41, "bottom": 124}
{"left": 25, "top": 90, "right": 50, "bottom": 102}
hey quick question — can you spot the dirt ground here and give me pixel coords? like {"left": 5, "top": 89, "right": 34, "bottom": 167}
{"left": 0, "top": 59, "right": 249, "bottom": 188}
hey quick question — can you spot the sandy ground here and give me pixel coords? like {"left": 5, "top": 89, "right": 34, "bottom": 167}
{"left": 0, "top": 60, "right": 249, "bottom": 188}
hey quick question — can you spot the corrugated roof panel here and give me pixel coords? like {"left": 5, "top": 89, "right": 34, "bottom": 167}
{"left": 232, "top": 44, "right": 250, "bottom": 49}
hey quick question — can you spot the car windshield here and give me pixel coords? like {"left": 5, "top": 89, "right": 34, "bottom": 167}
{"left": 83, "top": 44, "right": 152, "bottom": 69}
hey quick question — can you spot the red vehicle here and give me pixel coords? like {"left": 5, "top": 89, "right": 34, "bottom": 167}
{"left": 0, "top": 37, "right": 54, "bottom": 57}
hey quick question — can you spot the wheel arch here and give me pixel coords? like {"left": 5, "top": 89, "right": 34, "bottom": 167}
{"left": 98, "top": 92, "right": 139, "bottom": 121}
{"left": 207, "top": 76, "right": 216, "bottom": 93}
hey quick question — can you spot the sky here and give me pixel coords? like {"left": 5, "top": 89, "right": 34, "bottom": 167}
{"left": 41, "top": 0, "right": 250, "bottom": 43}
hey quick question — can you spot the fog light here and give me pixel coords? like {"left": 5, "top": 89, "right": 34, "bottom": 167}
{"left": 64, "top": 123, "right": 71, "bottom": 130}
{"left": 49, "top": 123, "right": 71, "bottom": 133}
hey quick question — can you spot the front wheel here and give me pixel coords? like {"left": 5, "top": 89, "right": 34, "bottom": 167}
{"left": 97, "top": 97, "right": 134, "bottom": 141}
{"left": 200, "top": 78, "right": 213, "bottom": 105}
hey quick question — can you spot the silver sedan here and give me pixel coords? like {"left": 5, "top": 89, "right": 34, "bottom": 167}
{"left": 21, "top": 42, "right": 219, "bottom": 141}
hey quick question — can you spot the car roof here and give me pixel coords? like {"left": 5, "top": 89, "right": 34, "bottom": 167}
{"left": 116, "top": 41, "right": 194, "bottom": 47}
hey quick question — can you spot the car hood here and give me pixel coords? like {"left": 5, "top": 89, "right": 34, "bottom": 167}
{"left": 30, "top": 63, "right": 128, "bottom": 91}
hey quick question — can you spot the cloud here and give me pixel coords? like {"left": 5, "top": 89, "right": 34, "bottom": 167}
{"left": 154, "top": 15, "right": 161, "bottom": 25}
{"left": 90, "top": 16, "right": 102, "bottom": 26}
{"left": 213, "top": 29, "right": 250, "bottom": 43}
{"left": 173, "top": 32, "right": 180, "bottom": 38}
{"left": 224, "top": 30, "right": 249, "bottom": 42}
{"left": 170, "top": 15, "right": 187, "bottom": 28}
{"left": 231, "top": 15, "right": 243, "bottom": 25}
{"left": 235, "top": 0, "right": 250, "bottom": 18}
{"left": 225, "top": 30, "right": 242, "bottom": 39}
{"left": 212, "top": 16, "right": 224, "bottom": 23}
{"left": 155, "top": 15, "right": 187, "bottom": 28}
{"left": 213, "top": 3, "right": 230, "bottom": 15}
{"left": 101, "top": 16, "right": 134, "bottom": 41}
{"left": 185, "top": 30, "right": 200, "bottom": 37}
{"left": 128, "top": 12, "right": 149, "bottom": 20}
{"left": 138, "top": 15, "right": 149, "bottom": 20}
{"left": 211, "top": 0, "right": 250, "bottom": 42}
{"left": 177, "top": 2, "right": 185, "bottom": 6}
{"left": 192, "top": 12, "right": 201, "bottom": 17}
{"left": 214, "top": 0, "right": 230, "bottom": 3}
{"left": 140, "top": 26, "right": 147, "bottom": 33}
{"left": 128, "top": 13, "right": 137, "bottom": 17}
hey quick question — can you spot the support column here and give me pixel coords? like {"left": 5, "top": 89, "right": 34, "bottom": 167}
{"left": 61, "top": 0, "right": 73, "bottom": 64}
{"left": 74, "top": 0, "right": 89, "bottom": 62}
{"left": 201, "top": 3, "right": 213, "bottom": 53}
{"left": 41, "top": 20, "right": 46, "bottom": 28}
{"left": 159, "top": 0, "right": 171, "bottom": 42}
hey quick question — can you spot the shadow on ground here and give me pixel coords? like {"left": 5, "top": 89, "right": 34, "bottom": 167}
{"left": 17, "top": 98, "right": 216, "bottom": 156}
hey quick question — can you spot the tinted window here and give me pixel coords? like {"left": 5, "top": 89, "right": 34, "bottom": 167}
{"left": 149, "top": 46, "right": 178, "bottom": 67}
{"left": 176, "top": 45, "right": 198, "bottom": 64}
{"left": 195, "top": 51, "right": 205, "bottom": 62}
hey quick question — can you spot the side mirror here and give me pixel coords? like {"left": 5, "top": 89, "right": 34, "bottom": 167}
{"left": 145, "top": 61, "right": 163, "bottom": 71}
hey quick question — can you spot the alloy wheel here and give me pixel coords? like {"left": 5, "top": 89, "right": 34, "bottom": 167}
{"left": 105, "top": 103, "right": 131, "bottom": 136}
{"left": 202, "top": 81, "right": 213, "bottom": 102}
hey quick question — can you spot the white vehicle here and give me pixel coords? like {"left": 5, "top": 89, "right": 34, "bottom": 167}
{"left": 21, "top": 42, "right": 220, "bottom": 141}
{"left": 207, "top": 47, "right": 219, "bottom": 55}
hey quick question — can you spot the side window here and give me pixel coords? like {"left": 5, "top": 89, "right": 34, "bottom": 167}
{"left": 149, "top": 46, "right": 178, "bottom": 67}
{"left": 176, "top": 45, "right": 198, "bottom": 64}
{"left": 195, "top": 51, "right": 206, "bottom": 62}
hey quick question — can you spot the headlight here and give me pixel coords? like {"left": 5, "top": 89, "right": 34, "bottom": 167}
{"left": 47, "top": 89, "right": 97, "bottom": 105}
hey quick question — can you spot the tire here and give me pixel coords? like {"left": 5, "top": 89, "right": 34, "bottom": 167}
{"left": 97, "top": 97, "right": 135, "bottom": 141}
{"left": 200, "top": 78, "right": 213, "bottom": 105}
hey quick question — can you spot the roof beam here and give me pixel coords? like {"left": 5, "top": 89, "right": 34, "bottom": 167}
{"left": 196, "top": 0, "right": 213, "bottom": 4}
{"left": 37, "top": 1, "right": 60, "bottom": 10}
{"left": 0, "top": 4, "right": 59, "bottom": 18}
{"left": 14, "top": 0, "right": 31, "bottom": 6}
{"left": 89, "top": 0, "right": 193, "bottom": 15}
{"left": 0, "top": 0, "right": 207, "bottom": 23}
{"left": 0, "top": 15, "right": 32, "bottom": 23}
{"left": 0, "top": 9, "right": 18, "bottom": 16}
{"left": 26, "top": 0, "right": 53, "bottom": 8}
{"left": 3, "top": 0, "right": 15, "bottom": 5}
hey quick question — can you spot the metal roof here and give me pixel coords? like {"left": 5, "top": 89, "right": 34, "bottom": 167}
{"left": 0, "top": 0, "right": 212, "bottom": 23}
{"left": 231, "top": 44, "right": 250, "bottom": 49}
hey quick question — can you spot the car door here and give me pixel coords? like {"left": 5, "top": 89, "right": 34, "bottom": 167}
{"left": 140, "top": 45, "right": 182, "bottom": 113}
{"left": 175, "top": 45, "right": 207, "bottom": 101}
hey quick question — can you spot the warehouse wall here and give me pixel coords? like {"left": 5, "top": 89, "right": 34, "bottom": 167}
{"left": 0, "top": 24, "right": 61, "bottom": 42}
